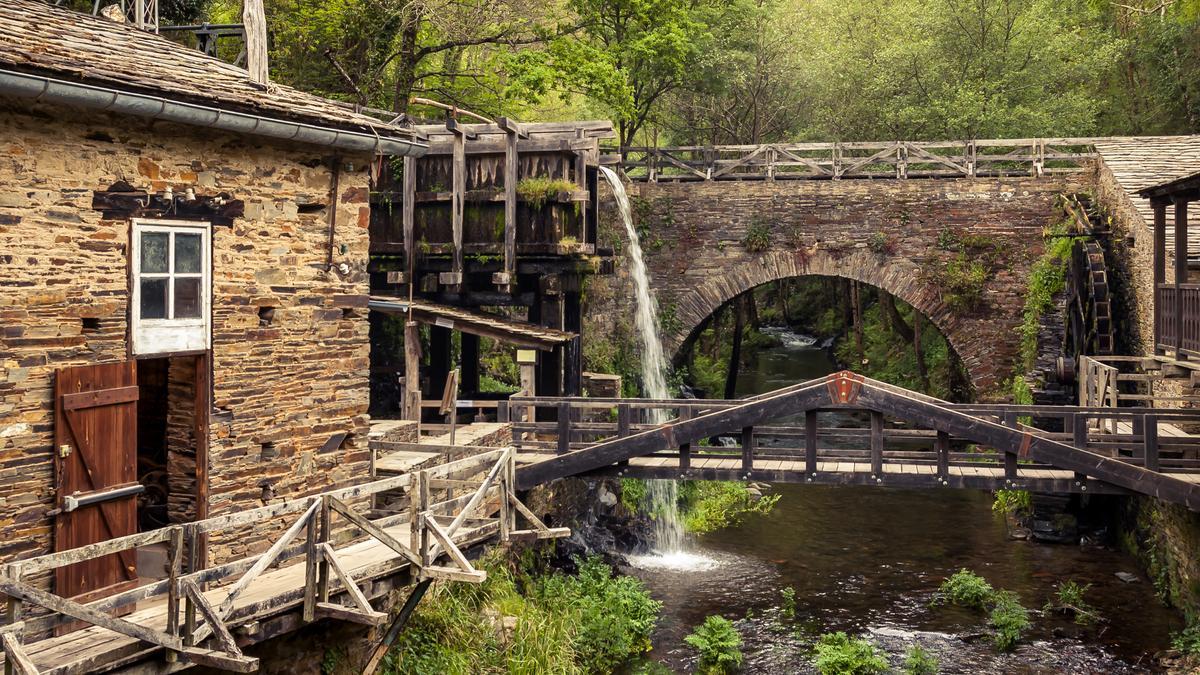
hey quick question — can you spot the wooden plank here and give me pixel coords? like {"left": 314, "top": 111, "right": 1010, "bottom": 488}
{"left": 181, "top": 579, "right": 241, "bottom": 658}
{"left": 181, "top": 647, "right": 258, "bottom": 673}
{"left": 0, "top": 581, "right": 181, "bottom": 652}
{"left": 242, "top": 0, "right": 268, "bottom": 83}
{"left": 319, "top": 544, "right": 377, "bottom": 618}
{"left": 314, "top": 602, "right": 387, "bottom": 627}
{"left": 1, "top": 634, "right": 37, "bottom": 675}
{"left": 61, "top": 386, "right": 139, "bottom": 411}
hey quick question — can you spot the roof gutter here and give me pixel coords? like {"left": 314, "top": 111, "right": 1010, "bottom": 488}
{"left": 0, "top": 68, "right": 427, "bottom": 157}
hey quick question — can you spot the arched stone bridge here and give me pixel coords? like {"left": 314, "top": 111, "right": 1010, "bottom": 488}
{"left": 620, "top": 175, "right": 1086, "bottom": 394}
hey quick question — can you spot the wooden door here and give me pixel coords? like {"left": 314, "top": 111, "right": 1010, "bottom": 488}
{"left": 54, "top": 361, "right": 139, "bottom": 601}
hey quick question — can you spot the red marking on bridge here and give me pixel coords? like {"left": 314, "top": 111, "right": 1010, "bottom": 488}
{"left": 827, "top": 371, "right": 864, "bottom": 404}
{"left": 1019, "top": 432, "right": 1033, "bottom": 459}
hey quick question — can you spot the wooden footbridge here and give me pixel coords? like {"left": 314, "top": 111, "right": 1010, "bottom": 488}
{"left": 0, "top": 449, "right": 566, "bottom": 675}
{"left": 508, "top": 372, "right": 1200, "bottom": 509}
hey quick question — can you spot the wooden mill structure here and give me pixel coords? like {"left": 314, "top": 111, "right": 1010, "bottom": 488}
{"left": 369, "top": 119, "right": 616, "bottom": 418}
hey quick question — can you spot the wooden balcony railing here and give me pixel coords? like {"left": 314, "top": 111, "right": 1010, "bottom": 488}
{"left": 1156, "top": 283, "right": 1200, "bottom": 357}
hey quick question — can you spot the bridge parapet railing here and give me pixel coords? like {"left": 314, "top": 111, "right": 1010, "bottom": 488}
{"left": 0, "top": 448, "right": 565, "bottom": 674}
{"left": 615, "top": 139, "right": 1097, "bottom": 182}
{"left": 504, "top": 395, "right": 1200, "bottom": 478}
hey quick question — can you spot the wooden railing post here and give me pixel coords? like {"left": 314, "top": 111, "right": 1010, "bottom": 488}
{"left": 1072, "top": 414, "right": 1089, "bottom": 489}
{"left": 870, "top": 412, "right": 883, "bottom": 480}
{"left": 1144, "top": 413, "right": 1160, "bottom": 472}
{"left": 318, "top": 495, "right": 331, "bottom": 604}
{"left": 4, "top": 565, "right": 21, "bottom": 675}
{"left": 1002, "top": 411, "right": 1018, "bottom": 483}
{"left": 936, "top": 430, "right": 950, "bottom": 484}
{"left": 805, "top": 410, "right": 818, "bottom": 478}
{"left": 183, "top": 525, "right": 198, "bottom": 647}
{"left": 741, "top": 426, "right": 754, "bottom": 477}
{"left": 556, "top": 401, "right": 571, "bottom": 455}
{"left": 166, "top": 526, "right": 183, "bottom": 660}
{"left": 499, "top": 451, "right": 511, "bottom": 542}
{"left": 678, "top": 406, "right": 692, "bottom": 473}
{"left": 303, "top": 502, "right": 318, "bottom": 622}
{"left": 417, "top": 470, "right": 431, "bottom": 568}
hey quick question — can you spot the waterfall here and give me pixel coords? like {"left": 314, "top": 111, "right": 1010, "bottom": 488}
{"left": 598, "top": 166, "right": 685, "bottom": 555}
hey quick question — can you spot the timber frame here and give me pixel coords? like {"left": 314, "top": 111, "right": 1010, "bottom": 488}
{"left": 510, "top": 372, "right": 1200, "bottom": 509}
{"left": 1140, "top": 170, "right": 1200, "bottom": 360}
{"left": 0, "top": 448, "right": 565, "bottom": 675}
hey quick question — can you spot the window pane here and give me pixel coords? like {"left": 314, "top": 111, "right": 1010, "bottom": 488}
{"left": 140, "top": 233, "right": 168, "bottom": 273}
{"left": 174, "top": 278, "right": 202, "bottom": 318}
{"left": 140, "top": 278, "right": 167, "bottom": 319}
{"left": 175, "top": 233, "right": 202, "bottom": 274}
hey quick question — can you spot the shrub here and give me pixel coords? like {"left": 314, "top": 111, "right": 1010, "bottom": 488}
{"left": 517, "top": 176, "right": 578, "bottom": 209}
{"left": 685, "top": 615, "right": 743, "bottom": 673}
{"left": 388, "top": 553, "right": 660, "bottom": 673}
{"left": 988, "top": 590, "right": 1030, "bottom": 651}
{"left": 678, "top": 481, "right": 780, "bottom": 534}
{"left": 867, "top": 231, "right": 897, "bottom": 256}
{"left": 1172, "top": 622, "right": 1200, "bottom": 655}
{"left": 1045, "top": 580, "right": 1099, "bottom": 625}
{"left": 992, "top": 489, "right": 1031, "bottom": 517}
{"left": 780, "top": 587, "right": 797, "bottom": 620}
{"left": 620, "top": 478, "right": 648, "bottom": 513}
{"left": 742, "top": 221, "right": 772, "bottom": 253}
{"left": 812, "top": 632, "right": 889, "bottom": 675}
{"left": 1017, "top": 226, "right": 1077, "bottom": 370}
{"left": 935, "top": 569, "right": 994, "bottom": 610}
{"left": 903, "top": 646, "right": 939, "bottom": 675}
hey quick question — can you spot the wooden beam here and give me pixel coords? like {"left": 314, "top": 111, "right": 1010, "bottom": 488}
{"left": 242, "top": 0, "right": 268, "bottom": 83}
{"left": 314, "top": 602, "right": 387, "bottom": 626}
{"left": 0, "top": 581, "right": 182, "bottom": 652}
{"left": 326, "top": 497, "right": 423, "bottom": 568}
{"left": 1, "top": 633, "right": 38, "bottom": 675}
{"left": 182, "top": 579, "right": 241, "bottom": 658}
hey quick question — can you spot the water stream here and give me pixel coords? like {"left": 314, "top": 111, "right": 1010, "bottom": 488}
{"left": 598, "top": 167, "right": 687, "bottom": 559}
{"left": 624, "top": 333, "right": 1181, "bottom": 672}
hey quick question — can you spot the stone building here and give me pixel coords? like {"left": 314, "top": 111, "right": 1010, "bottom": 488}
{"left": 0, "top": 0, "right": 423, "bottom": 603}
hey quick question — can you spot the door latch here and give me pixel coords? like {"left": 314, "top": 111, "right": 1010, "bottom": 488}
{"left": 59, "top": 444, "right": 72, "bottom": 458}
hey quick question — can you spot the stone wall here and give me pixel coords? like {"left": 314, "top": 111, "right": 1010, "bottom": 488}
{"left": 0, "top": 97, "right": 376, "bottom": 572}
{"left": 587, "top": 175, "right": 1088, "bottom": 396}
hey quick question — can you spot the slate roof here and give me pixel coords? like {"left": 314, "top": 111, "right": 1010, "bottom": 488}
{"left": 0, "top": 0, "right": 413, "bottom": 141}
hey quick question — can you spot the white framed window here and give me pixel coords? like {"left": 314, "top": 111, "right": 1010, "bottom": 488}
{"left": 131, "top": 219, "right": 211, "bottom": 355}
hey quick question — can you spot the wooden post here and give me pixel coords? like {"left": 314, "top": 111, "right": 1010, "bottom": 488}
{"left": 936, "top": 430, "right": 950, "bottom": 482}
{"left": 416, "top": 471, "right": 431, "bottom": 568}
{"left": 242, "top": 0, "right": 269, "bottom": 83}
{"left": 1144, "top": 413, "right": 1160, "bottom": 472}
{"left": 557, "top": 401, "right": 571, "bottom": 455}
{"left": 402, "top": 155, "right": 416, "bottom": 284}
{"left": 166, "top": 526, "right": 183, "bottom": 658}
{"left": 1002, "top": 412, "right": 1018, "bottom": 482}
{"left": 497, "top": 118, "right": 523, "bottom": 290}
{"left": 1154, "top": 200, "right": 1167, "bottom": 354}
{"left": 444, "top": 120, "right": 468, "bottom": 290}
{"left": 805, "top": 409, "right": 817, "bottom": 477}
{"left": 499, "top": 452, "right": 511, "bottom": 542}
{"left": 318, "top": 495, "right": 331, "bottom": 603}
{"left": 183, "top": 526, "right": 198, "bottom": 647}
{"left": 403, "top": 320, "right": 422, "bottom": 422}
{"left": 870, "top": 411, "right": 883, "bottom": 479}
{"left": 4, "top": 566, "right": 21, "bottom": 675}
{"left": 564, "top": 290, "right": 583, "bottom": 397}
{"left": 1072, "top": 414, "right": 1089, "bottom": 487}
{"left": 1174, "top": 197, "right": 1188, "bottom": 358}
{"left": 460, "top": 334, "right": 480, "bottom": 398}
{"left": 741, "top": 425, "right": 754, "bottom": 476}
{"left": 678, "top": 407, "right": 692, "bottom": 472}
{"left": 303, "top": 503, "right": 318, "bottom": 622}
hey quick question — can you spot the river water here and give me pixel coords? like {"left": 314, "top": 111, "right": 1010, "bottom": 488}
{"left": 625, "top": 331, "right": 1181, "bottom": 673}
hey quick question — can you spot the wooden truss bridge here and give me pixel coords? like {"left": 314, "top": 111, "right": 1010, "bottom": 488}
{"left": 508, "top": 372, "right": 1200, "bottom": 510}
{"left": 0, "top": 449, "right": 566, "bottom": 675}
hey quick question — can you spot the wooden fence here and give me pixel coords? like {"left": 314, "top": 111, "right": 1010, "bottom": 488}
{"left": 0, "top": 448, "right": 565, "bottom": 675}
{"left": 616, "top": 138, "right": 1098, "bottom": 181}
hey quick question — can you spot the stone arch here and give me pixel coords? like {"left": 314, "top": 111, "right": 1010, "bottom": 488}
{"left": 664, "top": 248, "right": 990, "bottom": 395}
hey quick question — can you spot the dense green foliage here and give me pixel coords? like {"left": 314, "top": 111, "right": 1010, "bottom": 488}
{"left": 677, "top": 480, "right": 780, "bottom": 534}
{"left": 385, "top": 553, "right": 660, "bottom": 673}
{"left": 902, "top": 646, "right": 939, "bottom": 675}
{"left": 992, "top": 489, "right": 1032, "bottom": 517}
{"left": 935, "top": 569, "right": 995, "bottom": 610}
{"left": 1018, "top": 222, "right": 1080, "bottom": 372}
{"left": 988, "top": 590, "right": 1031, "bottom": 651}
{"left": 684, "top": 615, "right": 744, "bottom": 674}
{"left": 933, "top": 569, "right": 1031, "bottom": 651}
{"left": 811, "top": 632, "right": 889, "bottom": 675}
{"left": 184, "top": 0, "right": 1200, "bottom": 140}
{"left": 1172, "top": 622, "right": 1200, "bottom": 655}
